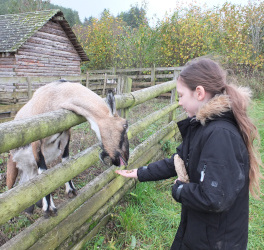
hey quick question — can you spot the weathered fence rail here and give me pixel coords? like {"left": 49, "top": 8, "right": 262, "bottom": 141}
{"left": 0, "top": 77, "right": 183, "bottom": 249}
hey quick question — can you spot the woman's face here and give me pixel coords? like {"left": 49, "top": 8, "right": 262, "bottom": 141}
{"left": 176, "top": 79, "right": 202, "bottom": 117}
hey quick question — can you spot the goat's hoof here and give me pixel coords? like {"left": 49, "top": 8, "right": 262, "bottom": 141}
{"left": 67, "top": 189, "right": 77, "bottom": 198}
{"left": 44, "top": 211, "right": 50, "bottom": 219}
{"left": 24, "top": 205, "right": 34, "bottom": 214}
{"left": 44, "top": 208, "right": 58, "bottom": 219}
{"left": 51, "top": 209, "right": 58, "bottom": 217}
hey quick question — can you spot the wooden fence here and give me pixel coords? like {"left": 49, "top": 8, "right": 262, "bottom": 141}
{"left": 0, "top": 66, "right": 184, "bottom": 122}
{"left": 0, "top": 75, "right": 185, "bottom": 249}
{"left": 0, "top": 74, "right": 129, "bottom": 123}
{"left": 87, "top": 65, "right": 183, "bottom": 96}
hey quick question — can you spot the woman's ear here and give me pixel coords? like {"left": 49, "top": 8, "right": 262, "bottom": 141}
{"left": 195, "top": 86, "right": 206, "bottom": 101}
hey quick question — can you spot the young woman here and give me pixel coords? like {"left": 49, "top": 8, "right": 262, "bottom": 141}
{"left": 115, "top": 58, "right": 263, "bottom": 250}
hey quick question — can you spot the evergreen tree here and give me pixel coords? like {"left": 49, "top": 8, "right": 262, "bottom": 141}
{"left": 118, "top": 5, "right": 148, "bottom": 28}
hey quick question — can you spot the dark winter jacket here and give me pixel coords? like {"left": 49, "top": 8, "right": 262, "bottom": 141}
{"left": 137, "top": 94, "right": 250, "bottom": 250}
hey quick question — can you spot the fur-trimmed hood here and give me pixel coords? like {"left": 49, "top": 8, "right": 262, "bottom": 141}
{"left": 196, "top": 94, "right": 231, "bottom": 125}
{"left": 196, "top": 85, "right": 251, "bottom": 126}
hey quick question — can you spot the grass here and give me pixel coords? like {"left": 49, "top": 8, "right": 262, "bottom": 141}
{"left": 84, "top": 180, "right": 181, "bottom": 249}
{"left": 248, "top": 99, "right": 264, "bottom": 250}
{"left": 84, "top": 98, "right": 264, "bottom": 249}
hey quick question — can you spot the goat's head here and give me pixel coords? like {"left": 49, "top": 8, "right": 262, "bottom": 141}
{"left": 98, "top": 91, "right": 129, "bottom": 167}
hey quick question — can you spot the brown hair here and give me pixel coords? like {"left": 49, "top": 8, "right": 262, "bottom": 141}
{"left": 179, "top": 58, "right": 263, "bottom": 198}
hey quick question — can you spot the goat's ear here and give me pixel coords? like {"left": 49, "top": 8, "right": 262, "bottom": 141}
{"left": 106, "top": 90, "right": 116, "bottom": 115}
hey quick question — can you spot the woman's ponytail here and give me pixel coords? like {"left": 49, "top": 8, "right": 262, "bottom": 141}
{"left": 225, "top": 84, "right": 263, "bottom": 198}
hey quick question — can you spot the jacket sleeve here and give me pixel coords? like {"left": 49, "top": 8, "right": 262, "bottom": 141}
{"left": 137, "top": 154, "right": 177, "bottom": 182}
{"left": 172, "top": 127, "right": 248, "bottom": 213}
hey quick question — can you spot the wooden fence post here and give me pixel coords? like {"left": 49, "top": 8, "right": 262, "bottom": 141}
{"left": 86, "top": 72, "right": 89, "bottom": 88}
{"left": 117, "top": 76, "right": 132, "bottom": 118}
{"left": 151, "top": 64, "right": 156, "bottom": 85}
{"left": 168, "top": 70, "right": 180, "bottom": 122}
{"left": 117, "top": 75, "right": 122, "bottom": 95}
{"left": 102, "top": 73, "right": 107, "bottom": 97}
{"left": 26, "top": 77, "right": 32, "bottom": 100}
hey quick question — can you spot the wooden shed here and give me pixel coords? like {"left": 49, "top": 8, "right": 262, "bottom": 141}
{"left": 0, "top": 9, "right": 88, "bottom": 104}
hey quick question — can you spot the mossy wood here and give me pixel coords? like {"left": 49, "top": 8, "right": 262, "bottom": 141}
{"left": 2, "top": 165, "right": 122, "bottom": 250}
{"left": 0, "top": 145, "right": 100, "bottom": 225}
{"left": 0, "top": 110, "right": 86, "bottom": 154}
{"left": 28, "top": 175, "right": 130, "bottom": 249}
{"left": 70, "top": 214, "right": 113, "bottom": 250}
{"left": 62, "top": 180, "right": 135, "bottom": 250}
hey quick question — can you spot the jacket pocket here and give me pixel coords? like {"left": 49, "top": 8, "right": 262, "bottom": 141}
{"left": 197, "top": 161, "right": 226, "bottom": 212}
{"left": 183, "top": 210, "right": 220, "bottom": 249}
{"left": 206, "top": 224, "right": 225, "bottom": 250}
{"left": 198, "top": 160, "right": 245, "bottom": 212}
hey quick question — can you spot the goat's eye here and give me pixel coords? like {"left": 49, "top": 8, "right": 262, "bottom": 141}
{"left": 123, "top": 124, "right": 128, "bottom": 129}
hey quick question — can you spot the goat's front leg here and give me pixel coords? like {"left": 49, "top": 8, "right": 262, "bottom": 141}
{"left": 62, "top": 138, "right": 77, "bottom": 198}
{"left": 37, "top": 148, "right": 57, "bottom": 218}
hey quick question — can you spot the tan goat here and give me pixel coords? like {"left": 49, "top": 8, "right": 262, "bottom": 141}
{"left": 6, "top": 80, "right": 129, "bottom": 217}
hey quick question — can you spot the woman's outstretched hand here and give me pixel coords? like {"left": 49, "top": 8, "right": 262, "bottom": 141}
{"left": 115, "top": 169, "right": 138, "bottom": 178}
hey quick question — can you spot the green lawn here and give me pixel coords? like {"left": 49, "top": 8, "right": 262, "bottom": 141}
{"left": 84, "top": 98, "right": 264, "bottom": 249}
{"left": 248, "top": 99, "right": 264, "bottom": 250}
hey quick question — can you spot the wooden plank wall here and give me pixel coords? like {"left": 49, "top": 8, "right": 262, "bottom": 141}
{"left": 15, "top": 21, "right": 81, "bottom": 77}
{"left": 0, "top": 20, "right": 81, "bottom": 78}
{"left": 0, "top": 20, "right": 83, "bottom": 115}
{"left": 0, "top": 55, "right": 16, "bottom": 77}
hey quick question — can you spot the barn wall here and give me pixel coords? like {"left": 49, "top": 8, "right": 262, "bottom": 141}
{"left": 0, "top": 20, "right": 83, "bottom": 103}
{"left": 15, "top": 20, "right": 81, "bottom": 77}
{"left": 0, "top": 54, "right": 16, "bottom": 77}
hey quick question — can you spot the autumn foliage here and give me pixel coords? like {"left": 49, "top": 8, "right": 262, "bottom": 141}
{"left": 73, "top": 1, "right": 264, "bottom": 72}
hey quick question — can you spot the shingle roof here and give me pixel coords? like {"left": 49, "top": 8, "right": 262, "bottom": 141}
{"left": 0, "top": 9, "right": 89, "bottom": 61}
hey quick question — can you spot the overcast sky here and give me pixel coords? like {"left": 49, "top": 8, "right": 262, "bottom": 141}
{"left": 50, "top": 0, "right": 251, "bottom": 24}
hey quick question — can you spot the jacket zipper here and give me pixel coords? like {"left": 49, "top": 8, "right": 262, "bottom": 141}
{"left": 200, "top": 164, "right": 207, "bottom": 182}
{"left": 186, "top": 154, "right": 189, "bottom": 168}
